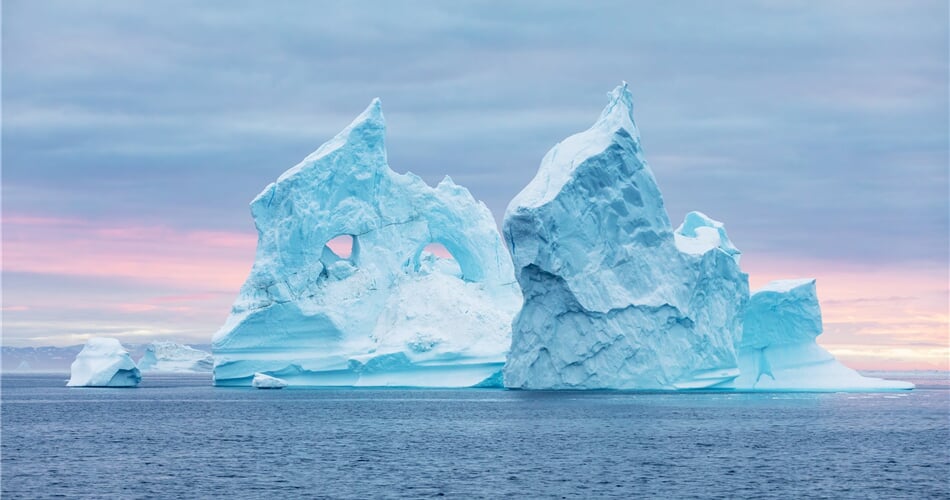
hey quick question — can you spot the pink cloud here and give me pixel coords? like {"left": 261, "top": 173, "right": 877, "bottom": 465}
{"left": 4, "top": 213, "right": 946, "bottom": 369}
{"left": 3, "top": 214, "right": 256, "bottom": 290}
{"left": 742, "top": 253, "right": 949, "bottom": 370}
{"left": 151, "top": 292, "right": 230, "bottom": 303}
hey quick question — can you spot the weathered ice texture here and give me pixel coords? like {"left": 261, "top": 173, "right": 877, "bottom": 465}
{"left": 67, "top": 337, "right": 141, "bottom": 387}
{"left": 503, "top": 84, "right": 748, "bottom": 390}
{"left": 735, "top": 279, "right": 913, "bottom": 390}
{"left": 213, "top": 99, "right": 521, "bottom": 387}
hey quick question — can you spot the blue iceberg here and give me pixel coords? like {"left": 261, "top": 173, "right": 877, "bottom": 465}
{"left": 212, "top": 99, "right": 521, "bottom": 387}
{"left": 502, "top": 83, "right": 910, "bottom": 391}
{"left": 502, "top": 84, "right": 748, "bottom": 389}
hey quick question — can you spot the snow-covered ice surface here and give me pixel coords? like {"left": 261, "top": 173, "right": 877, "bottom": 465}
{"left": 735, "top": 279, "right": 913, "bottom": 391}
{"left": 212, "top": 99, "right": 521, "bottom": 387}
{"left": 138, "top": 342, "right": 213, "bottom": 373}
{"left": 67, "top": 338, "right": 141, "bottom": 387}
{"left": 252, "top": 373, "right": 288, "bottom": 389}
{"left": 503, "top": 83, "right": 749, "bottom": 390}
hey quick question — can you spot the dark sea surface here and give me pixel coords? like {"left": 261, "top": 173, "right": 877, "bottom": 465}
{"left": 2, "top": 373, "right": 948, "bottom": 499}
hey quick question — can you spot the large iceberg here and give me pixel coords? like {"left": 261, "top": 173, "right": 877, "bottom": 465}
{"left": 212, "top": 99, "right": 521, "bottom": 387}
{"left": 138, "top": 341, "right": 213, "bottom": 373}
{"left": 67, "top": 337, "right": 142, "bottom": 387}
{"left": 735, "top": 279, "right": 913, "bottom": 390}
{"left": 503, "top": 83, "right": 748, "bottom": 390}
{"left": 503, "top": 83, "right": 910, "bottom": 392}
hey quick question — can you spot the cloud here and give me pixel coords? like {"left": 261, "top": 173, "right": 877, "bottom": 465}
{"left": 2, "top": 214, "right": 256, "bottom": 288}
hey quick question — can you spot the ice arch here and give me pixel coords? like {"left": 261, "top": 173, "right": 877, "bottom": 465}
{"left": 323, "top": 234, "right": 358, "bottom": 262}
{"left": 213, "top": 98, "right": 521, "bottom": 387}
{"left": 410, "top": 240, "right": 477, "bottom": 280}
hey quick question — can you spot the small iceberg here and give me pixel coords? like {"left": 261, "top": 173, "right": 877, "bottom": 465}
{"left": 252, "top": 373, "right": 288, "bottom": 389}
{"left": 67, "top": 337, "right": 142, "bottom": 387}
{"left": 138, "top": 341, "right": 213, "bottom": 373}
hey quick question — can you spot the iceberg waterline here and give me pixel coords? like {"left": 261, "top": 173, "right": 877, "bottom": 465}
{"left": 211, "top": 84, "right": 911, "bottom": 391}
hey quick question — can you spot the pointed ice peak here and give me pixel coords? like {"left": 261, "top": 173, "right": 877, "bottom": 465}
{"left": 596, "top": 81, "right": 638, "bottom": 134}
{"left": 506, "top": 82, "right": 650, "bottom": 212}
{"left": 357, "top": 97, "right": 384, "bottom": 126}
{"left": 276, "top": 98, "right": 387, "bottom": 183}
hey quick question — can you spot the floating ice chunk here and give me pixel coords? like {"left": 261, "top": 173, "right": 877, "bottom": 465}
{"left": 252, "top": 373, "right": 288, "bottom": 389}
{"left": 67, "top": 338, "right": 141, "bottom": 387}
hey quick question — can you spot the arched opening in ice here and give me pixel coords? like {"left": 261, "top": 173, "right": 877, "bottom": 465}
{"left": 325, "top": 235, "right": 354, "bottom": 258}
{"left": 322, "top": 234, "right": 359, "bottom": 265}
{"left": 413, "top": 241, "right": 463, "bottom": 278}
{"left": 423, "top": 242, "right": 454, "bottom": 260}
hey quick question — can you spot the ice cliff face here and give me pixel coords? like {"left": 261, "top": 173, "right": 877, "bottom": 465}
{"left": 138, "top": 342, "right": 213, "bottom": 373}
{"left": 503, "top": 83, "right": 748, "bottom": 390}
{"left": 212, "top": 99, "right": 521, "bottom": 387}
{"left": 67, "top": 338, "right": 141, "bottom": 387}
{"left": 735, "top": 279, "right": 913, "bottom": 390}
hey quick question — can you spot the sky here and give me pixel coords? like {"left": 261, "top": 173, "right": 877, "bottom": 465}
{"left": 2, "top": 1, "right": 948, "bottom": 370}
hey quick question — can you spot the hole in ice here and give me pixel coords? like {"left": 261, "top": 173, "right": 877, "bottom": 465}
{"left": 422, "top": 242, "right": 454, "bottom": 260}
{"left": 325, "top": 235, "right": 354, "bottom": 259}
{"left": 418, "top": 242, "right": 462, "bottom": 277}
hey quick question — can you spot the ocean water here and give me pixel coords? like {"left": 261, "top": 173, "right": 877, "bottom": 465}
{"left": 2, "top": 373, "right": 948, "bottom": 499}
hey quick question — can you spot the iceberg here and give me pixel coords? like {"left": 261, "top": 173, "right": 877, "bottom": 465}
{"left": 67, "top": 337, "right": 141, "bottom": 387}
{"left": 735, "top": 279, "right": 913, "bottom": 391}
{"left": 502, "top": 83, "right": 748, "bottom": 390}
{"left": 212, "top": 99, "right": 521, "bottom": 387}
{"left": 252, "top": 372, "right": 288, "bottom": 389}
{"left": 138, "top": 341, "right": 213, "bottom": 373}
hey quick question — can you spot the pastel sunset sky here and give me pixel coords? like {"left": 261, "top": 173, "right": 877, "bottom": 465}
{"left": 3, "top": 1, "right": 947, "bottom": 370}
